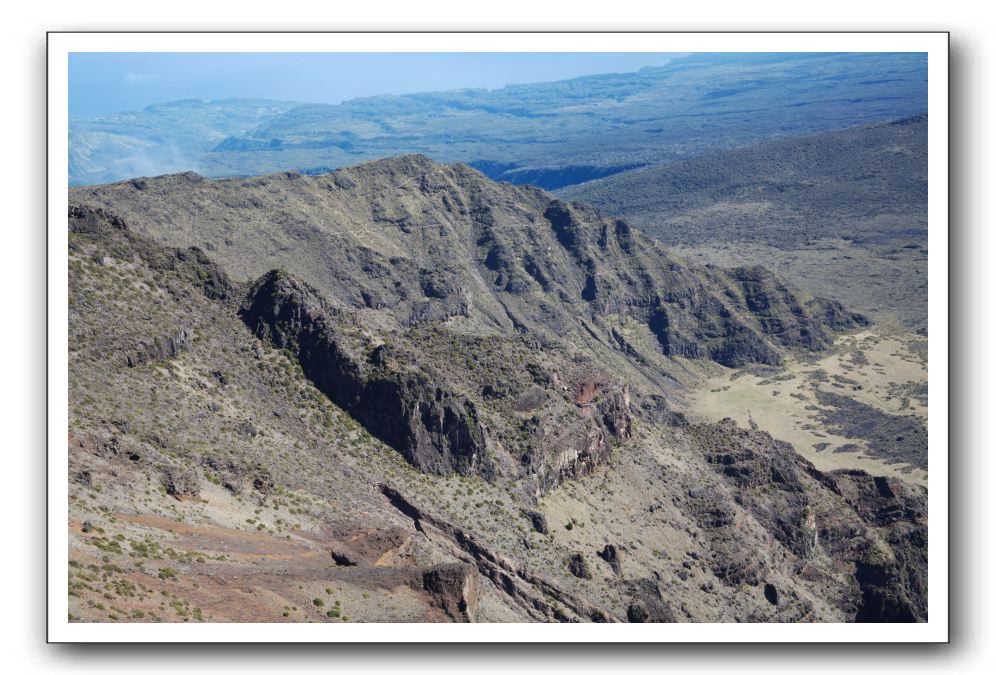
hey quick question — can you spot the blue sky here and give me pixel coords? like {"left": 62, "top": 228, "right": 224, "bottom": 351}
{"left": 69, "top": 53, "right": 686, "bottom": 118}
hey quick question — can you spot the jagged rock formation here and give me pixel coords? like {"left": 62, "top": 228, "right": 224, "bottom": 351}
{"left": 66, "top": 156, "right": 924, "bottom": 625}
{"left": 125, "top": 328, "right": 192, "bottom": 368}
{"left": 240, "top": 270, "right": 494, "bottom": 479}
{"left": 68, "top": 157, "right": 865, "bottom": 496}
{"left": 626, "top": 579, "right": 678, "bottom": 623}
{"left": 70, "top": 155, "right": 865, "bottom": 374}
{"left": 686, "top": 420, "right": 927, "bottom": 622}
{"left": 599, "top": 544, "right": 622, "bottom": 576}
{"left": 560, "top": 115, "right": 928, "bottom": 331}
{"left": 238, "top": 266, "right": 635, "bottom": 495}
{"left": 568, "top": 553, "right": 593, "bottom": 580}
{"left": 69, "top": 203, "right": 128, "bottom": 233}
{"left": 419, "top": 563, "right": 480, "bottom": 622}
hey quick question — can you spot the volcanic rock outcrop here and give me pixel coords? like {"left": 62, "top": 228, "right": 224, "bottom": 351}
{"left": 70, "top": 155, "right": 866, "bottom": 373}
{"left": 241, "top": 270, "right": 494, "bottom": 478}
{"left": 65, "top": 155, "right": 924, "bottom": 625}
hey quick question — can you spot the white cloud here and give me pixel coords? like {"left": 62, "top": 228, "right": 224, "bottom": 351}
{"left": 123, "top": 72, "right": 160, "bottom": 85}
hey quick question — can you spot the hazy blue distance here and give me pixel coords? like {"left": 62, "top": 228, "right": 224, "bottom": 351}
{"left": 67, "top": 52, "right": 926, "bottom": 188}
{"left": 69, "top": 52, "right": 687, "bottom": 118}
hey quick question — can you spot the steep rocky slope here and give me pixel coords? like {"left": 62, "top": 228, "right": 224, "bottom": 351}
{"left": 70, "top": 155, "right": 865, "bottom": 375}
{"left": 560, "top": 116, "right": 928, "bottom": 330}
{"left": 559, "top": 116, "right": 927, "bottom": 249}
{"left": 66, "top": 159, "right": 925, "bottom": 623}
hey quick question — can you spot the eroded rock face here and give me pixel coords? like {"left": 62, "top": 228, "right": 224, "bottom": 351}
{"left": 535, "top": 416, "right": 611, "bottom": 496}
{"left": 725, "top": 265, "right": 869, "bottom": 353}
{"left": 824, "top": 470, "right": 928, "bottom": 622}
{"left": 567, "top": 552, "right": 592, "bottom": 580}
{"left": 596, "top": 386, "right": 633, "bottom": 440}
{"left": 522, "top": 509, "right": 549, "bottom": 534}
{"left": 160, "top": 465, "right": 199, "bottom": 498}
{"left": 688, "top": 421, "right": 928, "bottom": 622}
{"left": 72, "top": 157, "right": 867, "bottom": 375}
{"left": 66, "top": 174, "right": 928, "bottom": 624}
{"left": 240, "top": 268, "right": 636, "bottom": 492}
{"left": 526, "top": 376, "right": 634, "bottom": 495}
{"left": 202, "top": 456, "right": 273, "bottom": 495}
{"left": 125, "top": 328, "right": 192, "bottom": 368}
{"left": 420, "top": 563, "right": 480, "bottom": 622}
{"left": 626, "top": 579, "right": 677, "bottom": 623}
{"left": 357, "top": 371, "right": 492, "bottom": 477}
{"left": 537, "top": 199, "right": 867, "bottom": 369}
{"left": 241, "top": 271, "right": 495, "bottom": 479}
{"left": 599, "top": 544, "right": 622, "bottom": 576}
{"left": 69, "top": 204, "right": 128, "bottom": 233}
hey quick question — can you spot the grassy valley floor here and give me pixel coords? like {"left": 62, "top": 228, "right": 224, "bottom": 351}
{"left": 686, "top": 329, "right": 928, "bottom": 486}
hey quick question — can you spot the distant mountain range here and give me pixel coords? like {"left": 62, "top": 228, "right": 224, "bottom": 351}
{"left": 68, "top": 52, "right": 927, "bottom": 188}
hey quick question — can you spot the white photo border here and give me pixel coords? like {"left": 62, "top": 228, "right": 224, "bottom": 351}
{"left": 47, "top": 31, "right": 949, "bottom": 643}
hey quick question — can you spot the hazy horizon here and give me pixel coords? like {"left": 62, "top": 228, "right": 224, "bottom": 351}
{"left": 69, "top": 52, "right": 690, "bottom": 118}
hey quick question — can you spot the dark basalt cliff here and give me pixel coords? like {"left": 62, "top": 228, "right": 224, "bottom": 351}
{"left": 70, "top": 155, "right": 866, "bottom": 374}
{"left": 239, "top": 267, "right": 635, "bottom": 495}
{"left": 241, "top": 270, "right": 494, "bottom": 479}
{"left": 69, "top": 157, "right": 866, "bottom": 494}
{"left": 66, "top": 155, "right": 924, "bottom": 624}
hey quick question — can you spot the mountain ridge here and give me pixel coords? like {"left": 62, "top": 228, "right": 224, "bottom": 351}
{"left": 559, "top": 115, "right": 928, "bottom": 330}
{"left": 70, "top": 154, "right": 867, "bottom": 373}
{"left": 68, "top": 155, "right": 875, "bottom": 501}
{"left": 67, "top": 188, "right": 927, "bottom": 623}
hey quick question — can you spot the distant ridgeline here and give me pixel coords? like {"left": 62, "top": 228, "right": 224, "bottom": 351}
{"left": 559, "top": 114, "right": 929, "bottom": 249}
{"left": 558, "top": 114, "right": 929, "bottom": 331}
{"left": 69, "top": 52, "right": 927, "bottom": 189}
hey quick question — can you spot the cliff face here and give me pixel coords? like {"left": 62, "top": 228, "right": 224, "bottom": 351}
{"left": 69, "top": 156, "right": 866, "bottom": 379}
{"left": 239, "top": 268, "right": 634, "bottom": 495}
{"left": 559, "top": 116, "right": 929, "bottom": 332}
{"left": 124, "top": 327, "right": 192, "bottom": 368}
{"left": 688, "top": 421, "right": 927, "bottom": 621}
{"left": 66, "top": 156, "right": 868, "bottom": 495}
{"left": 66, "top": 156, "right": 924, "bottom": 625}
{"left": 240, "top": 270, "right": 495, "bottom": 479}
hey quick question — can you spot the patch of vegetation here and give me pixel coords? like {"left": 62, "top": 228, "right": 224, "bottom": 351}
{"left": 815, "top": 389, "right": 927, "bottom": 468}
